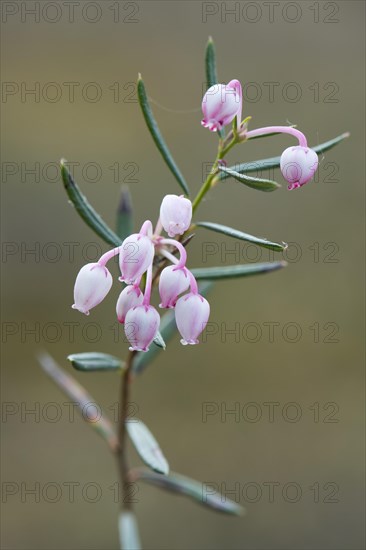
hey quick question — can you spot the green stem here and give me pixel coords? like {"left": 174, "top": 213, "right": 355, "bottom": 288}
{"left": 192, "top": 137, "right": 238, "bottom": 213}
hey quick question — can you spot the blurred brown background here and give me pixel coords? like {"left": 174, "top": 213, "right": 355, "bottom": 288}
{"left": 1, "top": 1, "right": 365, "bottom": 549}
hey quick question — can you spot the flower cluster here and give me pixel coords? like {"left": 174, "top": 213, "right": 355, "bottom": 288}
{"left": 201, "top": 79, "right": 319, "bottom": 190}
{"left": 72, "top": 195, "right": 210, "bottom": 352}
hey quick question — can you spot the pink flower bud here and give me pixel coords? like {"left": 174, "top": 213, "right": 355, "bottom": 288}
{"left": 72, "top": 263, "right": 112, "bottom": 315}
{"left": 280, "top": 146, "right": 319, "bottom": 190}
{"left": 175, "top": 293, "right": 210, "bottom": 345}
{"left": 201, "top": 80, "right": 242, "bottom": 132}
{"left": 116, "top": 285, "right": 144, "bottom": 324}
{"left": 124, "top": 305, "right": 160, "bottom": 352}
{"left": 159, "top": 266, "right": 190, "bottom": 309}
{"left": 160, "top": 194, "right": 192, "bottom": 238}
{"left": 119, "top": 234, "right": 154, "bottom": 284}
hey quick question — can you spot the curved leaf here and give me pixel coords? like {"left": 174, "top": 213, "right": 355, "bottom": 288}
{"left": 130, "top": 468, "right": 245, "bottom": 516}
{"left": 220, "top": 132, "right": 350, "bottom": 179}
{"left": 196, "top": 221, "right": 286, "bottom": 251}
{"left": 118, "top": 511, "right": 141, "bottom": 550}
{"left": 218, "top": 165, "right": 280, "bottom": 191}
{"left": 127, "top": 420, "right": 169, "bottom": 475}
{"left": 67, "top": 352, "right": 124, "bottom": 371}
{"left": 191, "top": 261, "right": 286, "bottom": 280}
{"left": 38, "top": 352, "right": 118, "bottom": 451}
{"left": 61, "top": 160, "right": 121, "bottom": 247}
{"left": 137, "top": 76, "right": 190, "bottom": 196}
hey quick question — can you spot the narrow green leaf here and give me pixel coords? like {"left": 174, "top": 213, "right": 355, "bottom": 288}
{"left": 218, "top": 165, "right": 280, "bottom": 192}
{"left": 130, "top": 468, "right": 245, "bottom": 516}
{"left": 67, "top": 352, "right": 124, "bottom": 372}
{"left": 116, "top": 185, "right": 133, "bottom": 241}
{"left": 153, "top": 331, "right": 166, "bottom": 350}
{"left": 196, "top": 221, "right": 286, "bottom": 251}
{"left": 220, "top": 132, "right": 350, "bottom": 179}
{"left": 38, "top": 352, "right": 118, "bottom": 451}
{"left": 191, "top": 261, "right": 286, "bottom": 280}
{"left": 137, "top": 76, "right": 190, "bottom": 196}
{"left": 205, "top": 36, "right": 224, "bottom": 139}
{"left": 132, "top": 282, "right": 213, "bottom": 375}
{"left": 118, "top": 511, "right": 141, "bottom": 550}
{"left": 127, "top": 420, "right": 169, "bottom": 475}
{"left": 205, "top": 36, "right": 218, "bottom": 89}
{"left": 61, "top": 160, "right": 121, "bottom": 247}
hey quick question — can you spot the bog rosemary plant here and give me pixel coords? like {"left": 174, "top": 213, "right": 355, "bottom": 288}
{"left": 39, "top": 37, "right": 349, "bottom": 549}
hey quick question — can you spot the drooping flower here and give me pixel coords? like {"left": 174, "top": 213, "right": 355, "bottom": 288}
{"left": 116, "top": 285, "right": 144, "bottom": 324}
{"left": 160, "top": 195, "right": 192, "bottom": 238}
{"left": 124, "top": 304, "right": 160, "bottom": 352}
{"left": 119, "top": 233, "right": 154, "bottom": 284}
{"left": 280, "top": 146, "right": 319, "bottom": 190}
{"left": 175, "top": 292, "right": 210, "bottom": 345}
{"left": 72, "top": 263, "right": 113, "bottom": 315}
{"left": 201, "top": 79, "right": 242, "bottom": 132}
{"left": 159, "top": 265, "right": 190, "bottom": 308}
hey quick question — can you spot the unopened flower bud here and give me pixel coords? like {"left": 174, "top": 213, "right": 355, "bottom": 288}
{"left": 124, "top": 305, "right": 160, "bottom": 352}
{"left": 159, "top": 266, "right": 190, "bottom": 308}
{"left": 201, "top": 80, "right": 242, "bottom": 132}
{"left": 72, "top": 263, "right": 112, "bottom": 315}
{"left": 119, "top": 234, "right": 154, "bottom": 284}
{"left": 175, "top": 293, "right": 210, "bottom": 345}
{"left": 160, "top": 194, "right": 192, "bottom": 238}
{"left": 116, "top": 285, "right": 144, "bottom": 324}
{"left": 280, "top": 146, "right": 318, "bottom": 190}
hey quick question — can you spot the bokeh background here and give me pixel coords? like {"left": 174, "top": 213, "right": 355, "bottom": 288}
{"left": 1, "top": 1, "right": 365, "bottom": 549}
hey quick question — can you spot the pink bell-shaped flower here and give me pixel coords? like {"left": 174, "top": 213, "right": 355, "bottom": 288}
{"left": 160, "top": 194, "right": 192, "bottom": 238}
{"left": 175, "top": 292, "right": 210, "bottom": 345}
{"left": 159, "top": 265, "right": 190, "bottom": 308}
{"left": 201, "top": 79, "right": 242, "bottom": 132}
{"left": 116, "top": 285, "right": 144, "bottom": 324}
{"left": 72, "top": 263, "right": 112, "bottom": 315}
{"left": 124, "top": 305, "right": 160, "bottom": 352}
{"left": 280, "top": 146, "right": 318, "bottom": 190}
{"left": 119, "top": 234, "right": 154, "bottom": 284}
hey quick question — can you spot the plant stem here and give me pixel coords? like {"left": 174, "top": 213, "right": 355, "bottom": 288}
{"left": 191, "top": 137, "right": 237, "bottom": 213}
{"left": 117, "top": 349, "right": 135, "bottom": 510}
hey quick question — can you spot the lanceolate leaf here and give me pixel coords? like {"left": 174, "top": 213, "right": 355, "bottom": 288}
{"left": 218, "top": 165, "right": 280, "bottom": 191}
{"left": 38, "top": 352, "right": 118, "bottom": 451}
{"left": 205, "top": 36, "right": 218, "bottom": 89}
{"left": 116, "top": 185, "right": 133, "bottom": 241}
{"left": 132, "top": 282, "right": 213, "bottom": 375}
{"left": 61, "top": 160, "right": 121, "bottom": 247}
{"left": 191, "top": 261, "right": 286, "bottom": 280}
{"left": 137, "top": 76, "right": 190, "bottom": 196}
{"left": 205, "top": 36, "right": 224, "bottom": 139}
{"left": 129, "top": 468, "right": 245, "bottom": 516}
{"left": 118, "top": 511, "right": 141, "bottom": 550}
{"left": 127, "top": 420, "right": 169, "bottom": 475}
{"left": 67, "top": 352, "right": 124, "bottom": 372}
{"left": 219, "top": 132, "right": 350, "bottom": 180}
{"left": 196, "top": 221, "right": 286, "bottom": 251}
